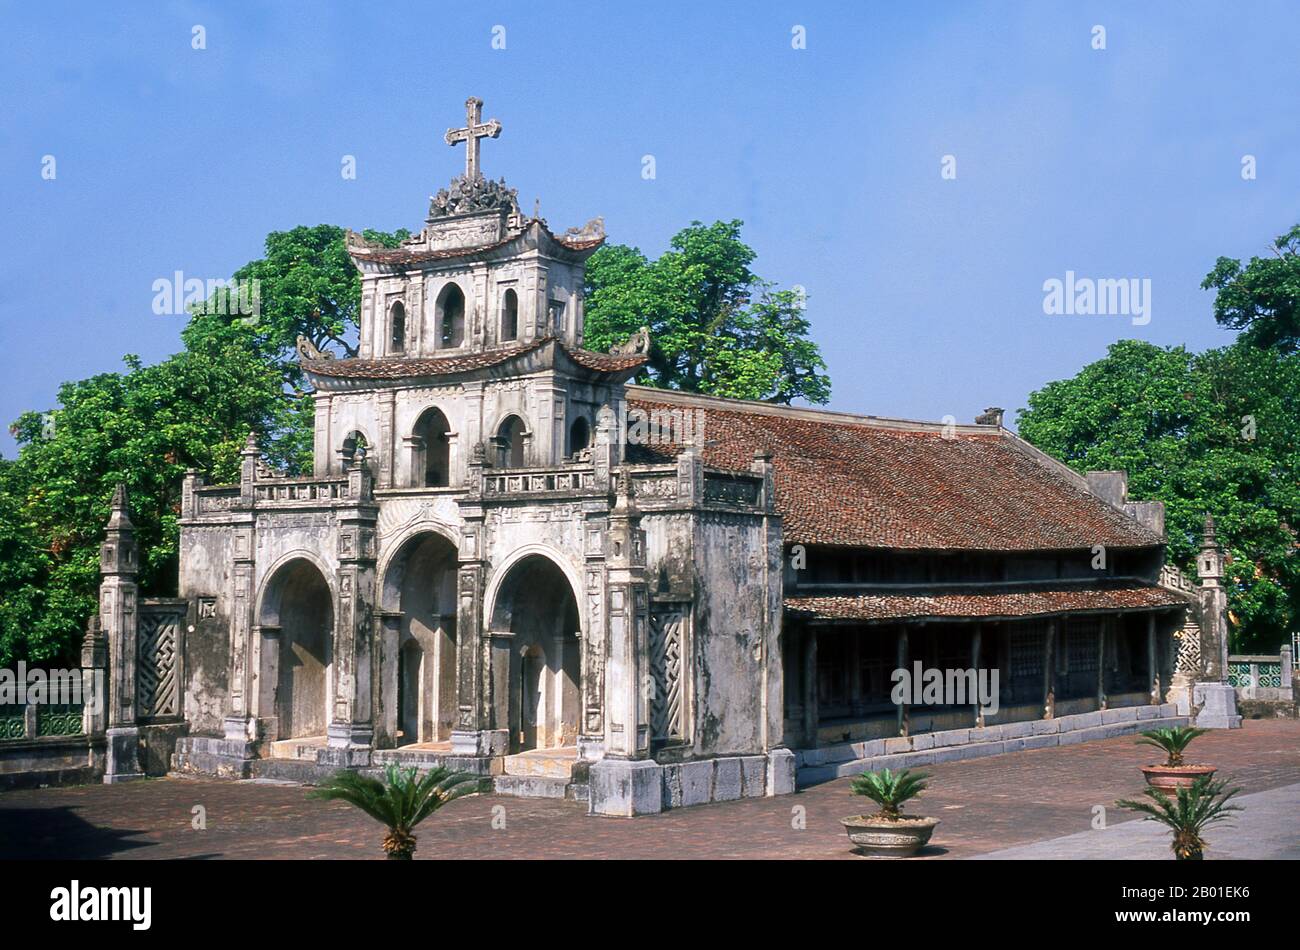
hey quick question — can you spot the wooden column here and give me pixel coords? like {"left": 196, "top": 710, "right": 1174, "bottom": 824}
{"left": 971, "top": 625, "right": 984, "bottom": 728}
{"left": 1097, "top": 617, "right": 1108, "bottom": 710}
{"left": 1147, "top": 613, "right": 1160, "bottom": 704}
{"left": 801, "top": 626, "right": 818, "bottom": 748}
{"left": 1042, "top": 620, "right": 1057, "bottom": 719}
{"left": 897, "top": 627, "right": 910, "bottom": 736}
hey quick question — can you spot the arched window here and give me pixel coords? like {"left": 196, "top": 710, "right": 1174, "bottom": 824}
{"left": 501, "top": 288, "right": 518, "bottom": 342}
{"left": 413, "top": 408, "right": 451, "bottom": 487}
{"left": 341, "top": 430, "right": 368, "bottom": 469}
{"left": 389, "top": 302, "right": 406, "bottom": 354}
{"left": 436, "top": 283, "right": 465, "bottom": 349}
{"left": 496, "top": 415, "right": 527, "bottom": 469}
{"left": 568, "top": 416, "right": 590, "bottom": 457}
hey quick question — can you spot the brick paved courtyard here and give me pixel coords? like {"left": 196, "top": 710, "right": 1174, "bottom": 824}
{"left": 2, "top": 720, "right": 1296, "bottom": 860}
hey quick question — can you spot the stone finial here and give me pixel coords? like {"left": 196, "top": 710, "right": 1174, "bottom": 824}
{"left": 106, "top": 484, "right": 134, "bottom": 530}
{"left": 1202, "top": 514, "right": 1217, "bottom": 546}
{"left": 975, "top": 407, "right": 1005, "bottom": 427}
{"left": 242, "top": 432, "right": 260, "bottom": 456}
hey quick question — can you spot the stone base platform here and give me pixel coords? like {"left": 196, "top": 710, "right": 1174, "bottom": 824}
{"left": 796, "top": 704, "right": 1189, "bottom": 786}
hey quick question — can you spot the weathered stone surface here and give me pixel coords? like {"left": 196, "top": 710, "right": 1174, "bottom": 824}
{"left": 589, "top": 759, "right": 663, "bottom": 817}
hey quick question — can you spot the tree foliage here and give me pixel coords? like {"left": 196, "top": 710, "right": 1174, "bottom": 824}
{"left": 1202, "top": 224, "right": 1300, "bottom": 352}
{"left": 583, "top": 220, "right": 831, "bottom": 404}
{"left": 0, "top": 226, "right": 407, "bottom": 666}
{"left": 1018, "top": 339, "right": 1300, "bottom": 652}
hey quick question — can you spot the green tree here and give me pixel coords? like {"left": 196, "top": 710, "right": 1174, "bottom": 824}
{"left": 1, "top": 331, "right": 293, "bottom": 666}
{"left": 584, "top": 220, "right": 830, "bottom": 404}
{"left": 1018, "top": 339, "right": 1300, "bottom": 652}
{"left": 1203, "top": 224, "right": 1300, "bottom": 352}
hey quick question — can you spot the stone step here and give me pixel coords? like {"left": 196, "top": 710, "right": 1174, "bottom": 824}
{"left": 270, "top": 737, "right": 326, "bottom": 762}
{"left": 493, "top": 774, "right": 571, "bottom": 799}
{"left": 502, "top": 748, "right": 577, "bottom": 778}
{"left": 797, "top": 715, "right": 1191, "bottom": 787}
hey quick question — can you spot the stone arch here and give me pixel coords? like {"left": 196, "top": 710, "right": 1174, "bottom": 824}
{"left": 340, "top": 429, "right": 369, "bottom": 470}
{"left": 411, "top": 406, "right": 452, "bottom": 487}
{"left": 487, "top": 550, "right": 584, "bottom": 752}
{"left": 379, "top": 530, "right": 459, "bottom": 744}
{"left": 435, "top": 282, "right": 466, "bottom": 349}
{"left": 256, "top": 555, "right": 334, "bottom": 741}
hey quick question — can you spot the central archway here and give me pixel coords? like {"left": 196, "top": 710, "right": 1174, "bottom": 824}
{"left": 488, "top": 554, "right": 582, "bottom": 752}
{"left": 258, "top": 558, "right": 333, "bottom": 740}
{"left": 380, "top": 531, "right": 459, "bottom": 745}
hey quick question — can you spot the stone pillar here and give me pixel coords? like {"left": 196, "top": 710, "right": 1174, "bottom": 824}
{"left": 374, "top": 611, "right": 402, "bottom": 748}
{"left": 224, "top": 436, "right": 259, "bottom": 747}
{"left": 451, "top": 471, "right": 503, "bottom": 756}
{"left": 592, "top": 403, "right": 621, "bottom": 491}
{"left": 323, "top": 455, "right": 379, "bottom": 765}
{"left": 589, "top": 468, "right": 660, "bottom": 816}
{"left": 378, "top": 390, "right": 396, "bottom": 488}
{"left": 100, "top": 485, "right": 143, "bottom": 783}
{"left": 80, "top": 616, "right": 107, "bottom": 739}
{"left": 1193, "top": 515, "right": 1242, "bottom": 728}
{"left": 1042, "top": 620, "right": 1057, "bottom": 720}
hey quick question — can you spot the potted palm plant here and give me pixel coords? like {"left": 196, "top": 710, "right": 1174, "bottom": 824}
{"left": 308, "top": 764, "right": 484, "bottom": 860}
{"left": 1136, "top": 726, "right": 1215, "bottom": 793}
{"left": 1116, "top": 774, "right": 1242, "bottom": 860}
{"left": 841, "top": 768, "right": 939, "bottom": 857}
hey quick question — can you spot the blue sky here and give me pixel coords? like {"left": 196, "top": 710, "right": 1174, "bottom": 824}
{"left": 3, "top": 1, "right": 1298, "bottom": 458}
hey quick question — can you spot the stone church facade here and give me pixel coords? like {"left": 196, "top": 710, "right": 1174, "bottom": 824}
{"left": 92, "top": 99, "right": 1239, "bottom": 815}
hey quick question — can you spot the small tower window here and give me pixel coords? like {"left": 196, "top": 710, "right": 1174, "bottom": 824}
{"left": 437, "top": 283, "right": 466, "bottom": 349}
{"left": 568, "top": 417, "right": 590, "bottom": 457}
{"left": 501, "top": 288, "right": 519, "bottom": 342}
{"left": 389, "top": 301, "right": 406, "bottom": 354}
{"left": 496, "top": 415, "right": 527, "bottom": 469}
{"left": 548, "top": 297, "right": 566, "bottom": 334}
{"left": 412, "top": 408, "right": 451, "bottom": 487}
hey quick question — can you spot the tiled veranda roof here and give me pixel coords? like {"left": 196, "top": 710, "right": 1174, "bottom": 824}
{"left": 786, "top": 582, "right": 1188, "bottom": 624}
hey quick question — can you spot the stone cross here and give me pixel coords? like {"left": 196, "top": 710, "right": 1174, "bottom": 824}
{"left": 444, "top": 96, "right": 502, "bottom": 180}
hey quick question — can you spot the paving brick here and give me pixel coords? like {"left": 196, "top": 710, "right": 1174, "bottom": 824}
{"left": 2, "top": 720, "right": 1294, "bottom": 861}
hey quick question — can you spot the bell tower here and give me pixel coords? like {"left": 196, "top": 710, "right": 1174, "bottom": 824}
{"left": 346, "top": 96, "right": 607, "bottom": 361}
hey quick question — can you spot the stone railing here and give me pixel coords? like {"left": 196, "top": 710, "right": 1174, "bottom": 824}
{"left": 483, "top": 467, "right": 598, "bottom": 497}
{"left": 703, "top": 470, "right": 763, "bottom": 508}
{"left": 630, "top": 466, "right": 680, "bottom": 502}
{"left": 1228, "top": 648, "right": 1295, "bottom": 711}
{"left": 253, "top": 476, "right": 351, "bottom": 504}
{"left": 194, "top": 487, "right": 241, "bottom": 514}
{"left": 1159, "top": 562, "right": 1197, "bottom": 595}
{"left": 0, "top": 700, "right": 85, "bottom": 741}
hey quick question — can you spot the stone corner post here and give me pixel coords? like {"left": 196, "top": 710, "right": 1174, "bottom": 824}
{"left": 1193, "top": 515, "right": 1242, "bottom": 729}
{"left": 80, "top": 616, "right": 107, "bottom": 738}
{"left": 589, "top": 468, "right": 660, "bottom": 816}
{"left": 101, "top": 484, "right": 144, "bottom": 783}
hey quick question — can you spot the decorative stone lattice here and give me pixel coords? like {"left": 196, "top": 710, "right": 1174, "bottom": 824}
{"left": 649, "top": 610, "right": 685, "bottom": 742}
{"left": 1174, "top": 617, "right": 1202, "bottom": 679}
{"left": 137, "top": 604, "right": 183, "bottom": 719}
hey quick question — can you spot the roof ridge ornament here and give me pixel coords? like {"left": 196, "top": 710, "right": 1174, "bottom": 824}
{"left": 296, "top": 335, "right": 335, "bottom": 362}
{"left": 609, "top": 326, "right": 651, "bottom": 357}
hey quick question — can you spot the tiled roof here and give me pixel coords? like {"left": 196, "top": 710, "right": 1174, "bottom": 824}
{"left": 347, "top": 220, "right": 604, "bottom": 266}
{"left": 786, "top": 582, "right": 1188, "bottom": 623}
{"left": 303, "top": 337, "right": 647, "bottom": 381}
{"left": 626, "top": 390, "right": 1164, "bottom": 552}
